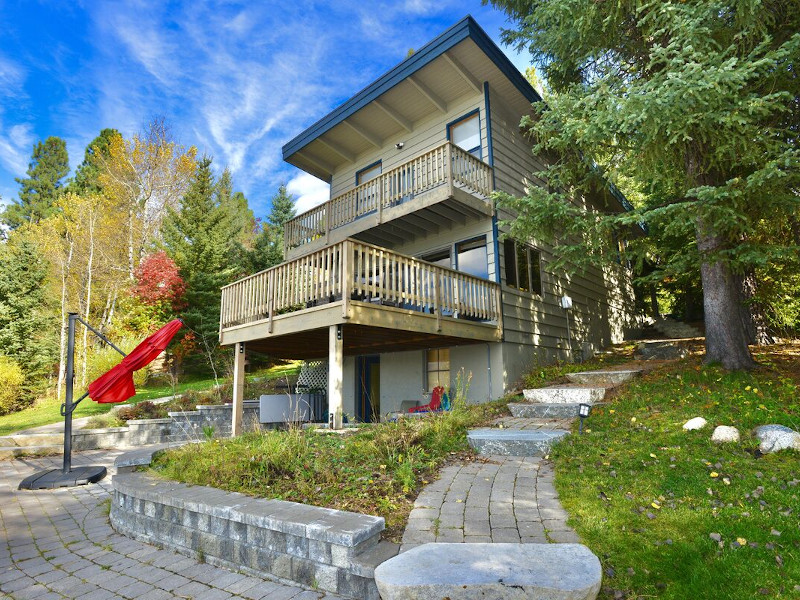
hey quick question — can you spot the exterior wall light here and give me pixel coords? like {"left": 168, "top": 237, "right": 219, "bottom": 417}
{"left": 395, "top": 142, "right": 405, "bottom": 149}
{"left": 578, "top": 402, "right": 591, "bottom": 433}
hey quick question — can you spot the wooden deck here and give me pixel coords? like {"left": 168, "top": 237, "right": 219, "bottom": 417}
{"left": 219, "top": 239, "right": 502, "bottom": 358}
{"left": 283, "top": 142, "right": 493, "bottom": 259}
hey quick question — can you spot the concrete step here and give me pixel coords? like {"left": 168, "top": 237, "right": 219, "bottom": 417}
{"left": 565, "top": 369, "right": 641, "bottom": 386}
{"left": 523, "top": 386, "right": 606, "bottom": 404}
{"left": 0, "top": 433, "right": 64, "bottom": 447}
{"left": 467, "top": 428, "right": 569, "bottom": 456}
{"left": 350, "top": 540, "right": 401, "bottom": 578}
{"left": 508, "top": 402, "right": 583, "bottom": 419}
{"left": 0, "top": 445, "right": 62, "bottom": 460}
{"left": 375, "top": 542, "right": 602, "bottom": 600}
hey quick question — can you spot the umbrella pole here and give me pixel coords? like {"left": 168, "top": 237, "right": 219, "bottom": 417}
{"left": 62, "top": 313, "right": 77, "bottom": 474}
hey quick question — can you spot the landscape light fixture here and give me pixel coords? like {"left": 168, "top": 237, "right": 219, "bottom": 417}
{"left": 578, "top": 403, "right": 592, "bottom": 434}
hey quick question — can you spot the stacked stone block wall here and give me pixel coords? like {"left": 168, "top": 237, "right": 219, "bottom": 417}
{"left": 110, "top": 472, "right": 383, "bottom": 598}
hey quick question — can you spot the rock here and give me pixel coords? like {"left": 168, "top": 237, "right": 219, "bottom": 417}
{"left": 711, "top": 426, "right": 740, "bottom": 443}
{"left": 683, "top": 417, "right": 707, "bottom": 431}
{"left": 374, "top": 543, "right": 602, "bottom": 600}
{"left": 709, "top": 533, "right": 722, "bottom": 542}
{"left": 753, "top": 424, "right": 800, "bottom": 453}
{"left": 636, "top": 341, "right": 688, "bottom": 360}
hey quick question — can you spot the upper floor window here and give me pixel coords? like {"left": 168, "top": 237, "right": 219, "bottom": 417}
{"left": 448, "top": 111, "right": 481, "bottom": 159}
{"left": 455, "top": 236, "right": 489, "bottom": 280}
{"left": 356, "top": 161, "right": 382, "bottom": 185}
{"left": 504, "top": 239, "right": 542, "bottom": 295}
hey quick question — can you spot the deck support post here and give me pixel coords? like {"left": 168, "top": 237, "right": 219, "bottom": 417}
{"left": 231, "top": 342, "right": 245, "bottom": 436}
{"left": 328, "top": 324, "right": 344, "bottom": 430}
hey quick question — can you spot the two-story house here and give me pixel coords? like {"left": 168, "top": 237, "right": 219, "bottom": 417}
{"left": 220, "top": 16, "right": 640, "bottom": 432}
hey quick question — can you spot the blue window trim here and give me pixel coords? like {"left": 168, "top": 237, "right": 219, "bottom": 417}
{"left": 355, "top": 159, "right": 382, "bottom": 186}
{"left": 446, "top": 109, "right": 482, "bottom": 161}
{"left": 281, "top": 15, "right": 541, "bottom": 162}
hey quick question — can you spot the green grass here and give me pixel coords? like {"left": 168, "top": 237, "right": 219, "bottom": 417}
{"left": 150, "top": 398, "right": 508, "bottom": 541}
{"left": 0, "top": 361, "right": 301, "bottom": 436}
{"left": 550, "top": 343, "right": 800, "bottom": 599}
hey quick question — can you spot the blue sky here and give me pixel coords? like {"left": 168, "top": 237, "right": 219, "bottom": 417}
{"left": 0, "top": 1, "right": 532, "bottom": 218}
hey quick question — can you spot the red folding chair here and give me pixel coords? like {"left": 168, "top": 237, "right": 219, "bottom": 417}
{"left": 408, "top": 386, "right": 444, "bottom": 413}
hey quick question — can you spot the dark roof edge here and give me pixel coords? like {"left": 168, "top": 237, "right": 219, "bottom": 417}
{"left": 281, "top": 15, "right": 542, "bottom": 161}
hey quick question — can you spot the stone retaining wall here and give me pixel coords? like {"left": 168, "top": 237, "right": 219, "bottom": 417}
{"left": 110, "top": 471, "right": 384, "bottom": 598}
{"left": 72, "top": 403, "right": 262, "bottom": 450}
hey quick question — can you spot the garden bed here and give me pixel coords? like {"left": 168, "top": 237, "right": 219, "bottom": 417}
{"left": 149, "top": 399, "right": 509, "bottom": 541}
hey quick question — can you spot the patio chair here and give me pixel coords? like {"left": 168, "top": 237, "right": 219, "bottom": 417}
{"left": 408, "top": 386, "right": 445, "bottom": 413}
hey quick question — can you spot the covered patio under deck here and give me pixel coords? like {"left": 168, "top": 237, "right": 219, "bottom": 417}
{"left": 220, "top": 239, "right": 502, "bottom": 431}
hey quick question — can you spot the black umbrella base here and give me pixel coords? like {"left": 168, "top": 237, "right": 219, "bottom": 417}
{"left": 18, "top": 466, "right": 107, "bottom": 490}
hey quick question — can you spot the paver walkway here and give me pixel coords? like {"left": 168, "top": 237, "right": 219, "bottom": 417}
{"left": 401, "top": 455, "right": 579, "bottom": 551}
{"left": 0, "top": 450, "right": 340, "bottom": 600}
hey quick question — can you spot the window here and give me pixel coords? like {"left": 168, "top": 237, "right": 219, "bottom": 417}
{"left": 421, "top": 247, "right": 451, "bottom": 269}
{"left": 356, "top": 161, "right": 381, "bottom": 185}
{"left": 455, "top": 236, "right": 489, "bottom": 280}
{"left": 426, "top": 348, "right": 450, "bottom": 392}
{"left": 448, "top": 112, "right": 481, "bottom": 159}
{"left": 355, "top": 161, "right": 381, "bottom": 213}
{"left": 504, "top": 239, "right": 542, "bottom": 295}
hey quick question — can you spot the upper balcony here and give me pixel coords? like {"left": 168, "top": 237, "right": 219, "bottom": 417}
{"left": 283, "top": 142, "right": 494, "bottom": 259}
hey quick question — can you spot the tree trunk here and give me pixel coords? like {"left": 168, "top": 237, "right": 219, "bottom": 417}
{"left": 81, "top": 217, "right": 95, "bottom": 389}
{"left": 737, "top": 271, "right": 774, "bottom": 346}
{"left": 56, "top": 238, "right": 74, "bottom": 400}
{"left": 695, "top": 217, "right": 756, "bottom": 370}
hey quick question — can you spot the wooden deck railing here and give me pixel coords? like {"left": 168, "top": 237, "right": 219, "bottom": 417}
{"left": 220, "top": 239, "right": 501, "bottom": 332}
{"left": 284, "top": 142, "right": 493, "bottom": 252}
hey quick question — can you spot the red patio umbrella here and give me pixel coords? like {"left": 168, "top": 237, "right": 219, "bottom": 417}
{"left": 87, "top": 319, "right": 183, "bottom": 404}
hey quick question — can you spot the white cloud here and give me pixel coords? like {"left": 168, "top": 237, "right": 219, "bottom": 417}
{"left": 287, "top": 172, "right": 330, "bottom": 215}
{"left": 0, "top": 122, "right": 34, "bottom": 177}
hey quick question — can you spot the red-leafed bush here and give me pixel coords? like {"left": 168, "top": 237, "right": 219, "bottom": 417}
{"left": 133, "top": 252, "right": 186, "bottom": 310}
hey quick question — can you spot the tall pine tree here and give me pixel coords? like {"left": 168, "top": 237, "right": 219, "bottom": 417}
{"left": 248, "top": 183, "right": 297, "bottom": 272}
{"left": 70, "top": 128, "right": 119, "bottom": 195}
{"left": 2, "top": 137, "right": 69, "bottom": 229}
{"left": 162, "top": 156, "right": 235, "bottom": 372}
{"left": 0, "top": 237, "right": 57, "bottom": 404}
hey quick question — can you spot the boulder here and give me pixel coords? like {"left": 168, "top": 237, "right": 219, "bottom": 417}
{"left": 753, "top": 424, "right": 800, "bottom": 453}
{"left": 711, "top": 425, "right": 740, "bottom": 443}
{"left": 374, "top": 542, "right": 602, "bottom": 600}
{"left": 683, "top": 417, "right": 707, "bottom": 431}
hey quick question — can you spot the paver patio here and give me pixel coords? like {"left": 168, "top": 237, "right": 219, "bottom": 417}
{"left": 0, "top": 450, "right": 341, "bottom": 600}
{"left": 401, "top": 455, "right": 580, "bottom": 551}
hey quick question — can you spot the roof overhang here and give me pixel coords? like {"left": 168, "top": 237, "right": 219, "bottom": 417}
{"left": 281, "top": 15, "right": 542, "bottom": 182}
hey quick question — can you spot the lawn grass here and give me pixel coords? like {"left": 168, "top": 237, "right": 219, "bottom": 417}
{"left": 150, "top": 398, "right": 509, "bottom": 541}
{"left": 0, "top": 361, "right": 301, "bottom": 436}
{"left": 550, "top": 343, "right": 800, "bottom": 599}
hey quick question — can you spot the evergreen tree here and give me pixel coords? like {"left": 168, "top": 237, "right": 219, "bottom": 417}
{"left": 247, "top": 184, "right": 296, "bottom": 272}
{"left": 216, "top": 167, "right": 256, "bottom": 272}
{"left": 2, "top": 137, "right": 69, "bottom": 229}
{"left": 490, "top": 0, "right": 800, "bottom": 370}
{"left": 0, "top": 237, "right": 57, "bottom": 404}
{"left": 70, "top": 128, "right": 119, "bottom": 194}
{"left": 162, "top": 156, "right": 235, "bottom": 371}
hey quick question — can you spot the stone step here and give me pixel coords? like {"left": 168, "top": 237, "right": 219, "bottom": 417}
{"left": 467, "top": 428, "right": 569, "bottom": 456}
{"left": 0, "top": 433, "right": 64, "bottom": 447}
{"left": 350, "top": 540, "right": 401, "bottom": 578}
{"left": 0, "top": 445, "right": 62, "bottom": 460}
{"left": 565, "top": 369, "right": 642, "bottom": 386}
{"left": 523, "top": 386, "right": 606, "bottom": 404}
{"left": 374, "top": 542, "right": 602, "bottom": 600}
{"left": 508, "top": 402, "right": 583, "bottom": 419}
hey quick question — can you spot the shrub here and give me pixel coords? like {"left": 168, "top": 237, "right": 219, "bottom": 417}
{"left": 117, "top": 401, "right": 162, "bottom": 421}
{"left": 0, "top": 356, "right": 25, "bottom": 415}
